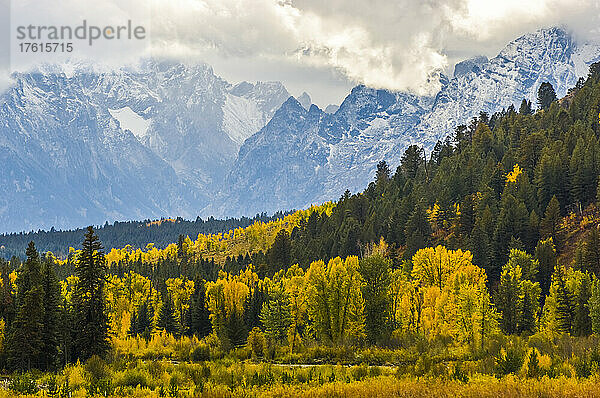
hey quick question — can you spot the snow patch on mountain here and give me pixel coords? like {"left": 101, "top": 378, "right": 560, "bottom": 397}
{"left": 108, "top": 107, "right": 152, "bottom": 140}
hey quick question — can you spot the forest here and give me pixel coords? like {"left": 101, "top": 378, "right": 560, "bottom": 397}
{"left": 3, "top": 65, "right": 600, "bottom": 397}
{"left": 0, "top": 212, "right": 291, "bottom": 260}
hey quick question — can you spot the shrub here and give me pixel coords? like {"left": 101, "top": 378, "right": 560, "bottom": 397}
{"left": 351, "top": 364, "right": 369, "bottom": 381}
{"left": 247, "top": 327, "right": 266, "bottom": 359}
{"left": 190, "top": 344, "right": 211, "bottom": 362}
{"left": 115, "top": 368, "right": 150, "bottom": 388}
{"left": 9, "top": 373, "right": 38, "bottom": 395}
{"left": 85, "top": 355, "right": 110, "bottom": 382}
{"left": 495, "top": 346, "right": 525, "bottom": 377}
{"left": 525, "top": 349, "right": 542, "bottom": 379}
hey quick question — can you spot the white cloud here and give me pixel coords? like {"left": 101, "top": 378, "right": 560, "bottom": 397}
{"left": 2, "top": 0, "right": 599, "bottom": 105}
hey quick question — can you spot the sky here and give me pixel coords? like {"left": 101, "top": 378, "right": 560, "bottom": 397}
{"left": 2, "top": 0, "right": 600, "bottom": 107}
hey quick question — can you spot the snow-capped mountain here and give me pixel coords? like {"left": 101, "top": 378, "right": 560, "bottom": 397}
{"left": 413, "top": 26, "right": 600, "bottom": 148}
{"left": 3, "top": 27, "right": 600, "bottom": 231}
{"left": 0, "top": 61, "right": 289, "bottom": 232}
{"left": 217, "top": 27, "right": 600, "bottom": 217}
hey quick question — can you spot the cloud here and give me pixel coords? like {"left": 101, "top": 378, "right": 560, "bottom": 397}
{"left": 144, "top": 0, "right": 599, "bottom": 102}
{"left": 3, "top": 0, "right": 599, "bottom": 104}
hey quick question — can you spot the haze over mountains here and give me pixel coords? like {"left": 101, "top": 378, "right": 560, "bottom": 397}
{"left": 2, "top": 27, "right": 599, "bottom": 232}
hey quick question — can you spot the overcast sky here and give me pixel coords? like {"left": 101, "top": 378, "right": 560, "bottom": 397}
{"left": 3, "top": 0, "right": 600, "bottom": 106}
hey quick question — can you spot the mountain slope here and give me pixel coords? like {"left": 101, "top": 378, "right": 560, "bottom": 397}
{"left": 0, "top": 62, "right": 289, "bottom": 232}
{"left": 219, "top": 27, "right": 600, "bottom": 217}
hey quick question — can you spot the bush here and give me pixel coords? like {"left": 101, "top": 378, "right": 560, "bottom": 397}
{"left": 247, "top": 327, "right": 266, "bottom": 358}
{"left": 351, "top": 364, "right": 369, "bottom": 381}
{"left": 115, "top": 368, "right": 150, "bottom": 388}
{"left": 9, "top": 373, "right": 38, "bottom": 395}
{"left": 190, "top": 344, "right": 211, "bottom": 362}
{"left": 85, "top": 355, "right": 110, "bottom": 382}
{"left": 495, "top": 346, "right": 525, "bottom": 377}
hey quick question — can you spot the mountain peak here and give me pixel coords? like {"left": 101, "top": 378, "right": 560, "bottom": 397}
{"left": 297, "top": 92, "right": 312, "bottom": 110}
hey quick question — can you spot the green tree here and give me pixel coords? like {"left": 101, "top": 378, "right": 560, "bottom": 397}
{"left": 588, "top": 277, "right": 600, "bottom": 334}
{"left": 41, "top": 255, "right": 61, "bottom": 370}
{"left": 537, "top": 82, "right": 557, "bottom": 110}
{"left": 259, "top": 286, "right": 293, "bottom": 344}
{"left": 72, "top": 227, "right": 110, "bottom": 361}
{"left": 359, "top": 251, "right": 391, "bottom": 344}
{"left": 554, "top": 265, "right": 575, "bottom": 334}
{"left": 540, "top": 195, "right": 561, "bottom": 242}
{"left": 188, "top": 280, "right": 211, "bottom": 338}
{"left": 582, "top": 229, "right": 600, "bottom": 276}
{"left": 573, "top": 273, "right": 592, "bottom": 336}
{"left": 535, "top": 238, "right": 557, "bottom": 296}
{"left": 400, "top": 145, "right": 423, "bottom": 179}
{"left": 519, "top": 99, "right": 532, "bottom": 115}
{"left": 496, "top": 263, "right": 523, "bottom": 334}
{"left": 267, "top": 230, "right": 291, "bottom": 275}
{"left": 134, "top": 301, "right": 152, "bottom": 339}
{"left": 520, "top": 280, "right": 541, "bottom": 334}
{"left": 404, "top": 203, "right": 431, "bottom": 260}
{"left": 157, "top": 294, "right": 179, "bottom": 336}
{"left": 7, "top": 242, "right": 45, "bottom": 370}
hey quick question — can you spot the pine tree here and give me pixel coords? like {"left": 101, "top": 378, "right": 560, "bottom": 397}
{"left": 520, "top": 280, "right": 541, "bottom": 334}
{"left": 259, "top": 287, "right": 293, "bottom": 344}
{"left": 359, "top": 253, "right": 391, "bottom": 344}
{"left": 540, "top": 195, "right": 561, "bottom": 242}
{"left": 573, "top": 273, "right": 592, "bottom": 336}
{"left": 496, "top": 264, "right": 523, "bottom": 334}
{"left": 157, "top": 294, "right": 179, "bottom": 336}
{"left": 404, "top": 203, "right": 431, "bottom": 260}
{"left": 72, "top": 227, "right": 110, "bottom": 361}
{"left": 535, "top": 238, "right": 557, "bottom": 296}
{"left": 400, "top": 145, "right": 423, "bottom": 179}
{"left": 59, "top": 297, "right": 74, "bottom": 366}
{"left": 7, "top": 242, "right": 45, "bottom": 370}
{"left": 41, "top": 255, "right": 61, "bottom": 370}
{"left": 519, "top": 99, "right": 532, "bottom": 115}
{"left": 135, "top": 301, "right": 152, "bottom": 339}
{"left": 537, "top": 82, "right": 557, "bottom": 110}
{"left": 267, "top": 230, "right": 291, "bottom": 275}
{"left": 583, "top": 229, "right": 600, "bottom": 276}
{"left": 554, "top": 266, "right": 575, "bottom": 334}
{"left": 189, "top": 280, "right": 211, "bottom": 338}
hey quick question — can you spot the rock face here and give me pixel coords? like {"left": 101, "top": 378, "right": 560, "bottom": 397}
{"left": 0, "top": 61, "right": 289, "bottom": 231}
{"left": 218, "top": 27, "right": 600, "bottom": 217}
{"left": 3, "top": 27, "right": 600, "bottom": 232}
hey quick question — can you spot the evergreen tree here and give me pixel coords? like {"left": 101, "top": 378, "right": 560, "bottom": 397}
{"left": 540, "top": 195, "right": 561, "bottom": 242}
{"left": 267, "top": 230, "right": 291, "bottom": 275}
{"left": 41, "top": 255, "right": 61, "bottom": 370}
{"left": 375, "top": 160, "right": 391, "bottom": 190}
{"left": 535, "top": 238, "right": 557, "bottom": 296}
{"left": 496, "top": 263, "right": 523, "bottom": 334}
{"left": 582, "top": 229, "right": 600, "bottom": 276}
{"left": 359, "top": 253, "right": 392, "bottom": 344}
{"left": 59, "top": 297, "right": 74, "bottom": 366}
{"left": 573, "top": 273, "right": 592, "bottom": 336}
{"left": 72, "top": 227, "right": 110, "bottom": 361}
{"left": 400, "top": 145, "right": 423, "bottom": 179}
{"left": 519, "top": 280, "right": 541, "bottom": 334}
{"left": 554, "top": 266, "right": 575, "bottom": 334}
{"left": 189, "top": 280, "right": 211, "bottom": 338}
{"left": 519, "top": 99, "right": 532, "bottom": 115}
{"left": 537, "top": 82, "right": 557, "bottom": 110}
{"left": 259, "top": 287, "right": 293, "bottom": 344}
{"left": 157, "top": 294, "right": 179, "bottom": 336}
{"left": 7, "top": 242, "right": 45, "bottom": 371}
{"left": 135, "top": 301, "right": 152, "bottom": 339}
{"left": 404, "top": 202, "right": 431, "bottom": 260}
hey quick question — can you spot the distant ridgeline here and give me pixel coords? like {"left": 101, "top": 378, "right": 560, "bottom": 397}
{"left": 0, "top": 212, "right": 292, "bottom": 259}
